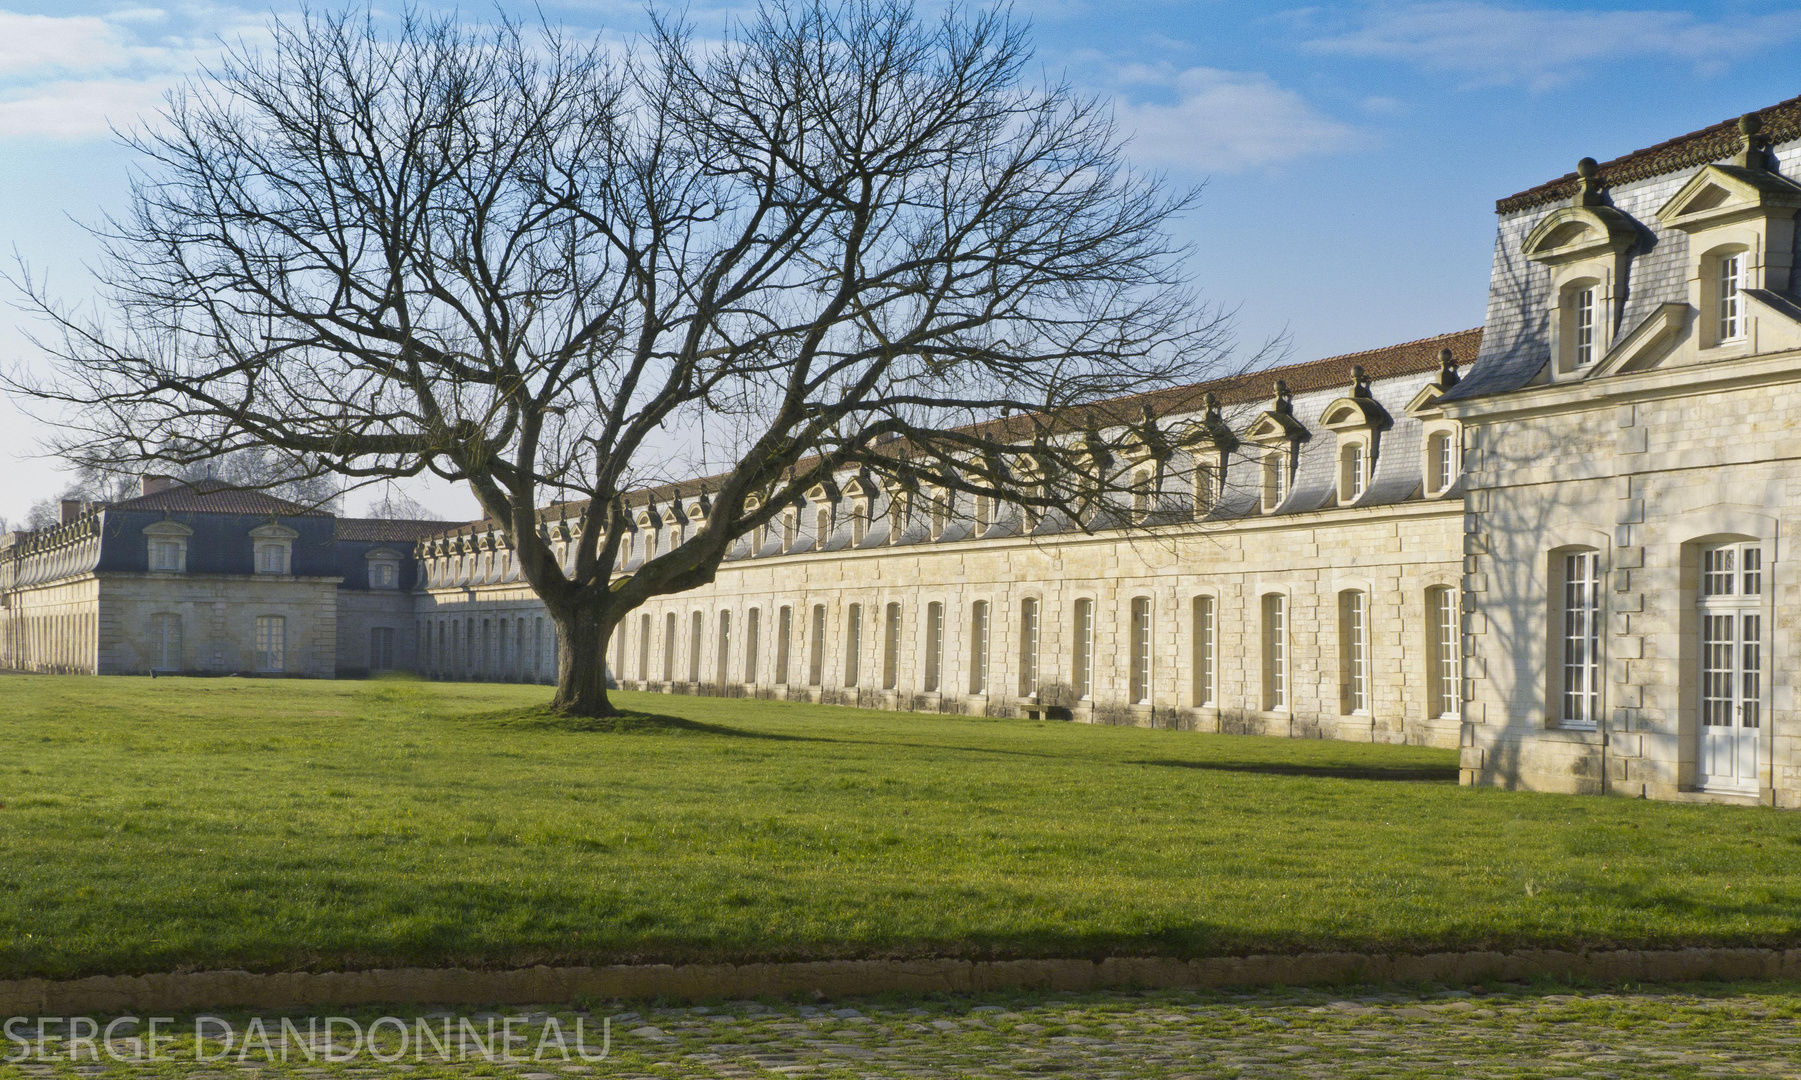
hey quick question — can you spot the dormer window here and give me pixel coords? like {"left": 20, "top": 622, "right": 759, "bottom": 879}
{"left": 250, "top": 524, "right": 297, "bottom": 575}
{"left": 1192, "top": 462, "right": 1217, "bottom": 518}
{"left": 782, "top": 509, "right": 797, "bottom": 552}
{"left": 1261, "top": 450, "right": 1288, "bottom": 512}
{"left": 144, "top": 521, "right": 192, "bottom": 573}
{"left": 974, "top": 493, "right": 992, "bottom": 535}
{"left": 1428, "top": 429, "right": 1457, "bottom": 496}
{"left": 1718, "top": 252, "right": 1745, "bottom": 341}
{"left": 930, "top": 490, "right": 949, "bottom": 540}
{"left": 1573, "top": 285, "right": 1597, "bottom": 365}
{"left": 1339, "top": 443, "right": 1366, "bottom": 503}
{"left": 815, "top": 506, "right": 831, "bottom": 546}
{"left": 851, "top": 502, "right": 867, "bottom": 546}
{"left": 366, "top": 549, "right": 401, "bottom": 589}
{"left": 886, "top": 486, "right": 910, "bottom": 544}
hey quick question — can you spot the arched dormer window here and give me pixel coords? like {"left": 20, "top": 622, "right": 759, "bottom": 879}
{"left": 1523, "top": 170, "right": 1637, "bottom": 380}
{"left": 883, "top": 480, "right": 912, "bottom": 544}
{"left": 250, "top": 523, "right": 298, "bottom": 575}
{"left": 143, "top": 520, "right": 192, "bottom": 573}
{"left": 1243, "top": 380, "right": 1307, "bottom": 515}
{"left": 1319, "top": 370, "right": 1388, "bottom": 507}
{"left": 843, "top": 477, "right": 872, "bottom": 546}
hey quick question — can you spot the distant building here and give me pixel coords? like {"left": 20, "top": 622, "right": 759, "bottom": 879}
{"left": 8, "top": 97, "right": 1801, "bottom": 808}
{"left": 0, "top": 477, "right": 442, "bottom": 678}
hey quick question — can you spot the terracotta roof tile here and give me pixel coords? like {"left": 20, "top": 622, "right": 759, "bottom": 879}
{"left": 111, "top": 480, "right": 329, "bottom": 517}
{"left": 336, "top": 518, "right": 460, "bottom": 542}
{"left": 1496, "top": 94, "right": 1801, "bottom": 214}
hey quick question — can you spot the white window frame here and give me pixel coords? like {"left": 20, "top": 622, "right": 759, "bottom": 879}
{"left": 1191, "top": 595, "right": 1216, "bottom": 707}
{"left": 1340, "top": 590, "right": 1369, "bottom": 715}
{"left": 250, "top": 524, "right": 298, "bottom": 576}
{"left": 1558, "top": 550, "right": 1604, "bottom": 728}
{"left": 1072, "top": 597, "right": 1095, "bottom": 700}
{"left": 1129, "top": 597, "right": 1152, "bottom": 705}
{"left": 1428, "top": 586, "right": 1461, "bottom": 719}
{"left": 924, "top": 600, "right": 945, "bottom": 693}
{"left": 968, "top": 600, "right": 990, "bottom": 694}
{"left": 882, "top": 602, "right": 902, "bottom": 690}
{"left": 844, "top": 603, "right": 862, "bottom": 687}
{"left": 1262, "top": 593, "right": 1288, "bottom": 711}
{"left": 1018, "top": 596, "right": 1040, "bottom": 698}
{"left": 255, "top": 614, "right": 286, "bottom": 673}
{"left": 1717, "top": 251, "right": 1746, "bottom": 343}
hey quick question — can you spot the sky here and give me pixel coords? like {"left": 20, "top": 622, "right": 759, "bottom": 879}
{"left": 0, "top": 0, "right": 1796, "bottom": 525}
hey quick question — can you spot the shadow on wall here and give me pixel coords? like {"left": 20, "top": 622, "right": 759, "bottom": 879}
{"left": 1132, "top": 758, "right": 1460, "bottom": 783}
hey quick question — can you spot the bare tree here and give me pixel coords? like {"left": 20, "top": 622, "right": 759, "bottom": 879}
{"left": 8, "top": 1, "right": 1244, "bottom": 715}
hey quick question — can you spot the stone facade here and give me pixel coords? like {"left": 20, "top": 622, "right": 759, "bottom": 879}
{"left": 9, "top": 99, "right": 1801, "bottom": 808}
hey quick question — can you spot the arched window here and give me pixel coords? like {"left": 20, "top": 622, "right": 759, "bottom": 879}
{"left": 816, "top": 507, "right": 831, "bottom": 548}
{"left": 1072, "top": 598, "right": 1095, "bottom": 700}
{"left": 844, "top": 603, "right": 862, "bottom": 687}
{"left": 974, "top": 494, "right": 992, "bottom": 536}
{"left": 688, "top": 611, "right": 703, "bottom": 683}
{"left": 968, "top": 600, "right": 990, "bottom": 694}
{"left": 776, "top": 605, "right": 793, "bottom": 685}
{"left": 1339, "top": 590, "right": 1369, "bottom": 714}
{"left": 1426, "top": 586, "right": 1460, "bottom": 719}
{"left": 663, "top": 611, "right": 677, "bottom": 682}
{"left": 1191, "top": 595, "right": 1216, "bottom": 707}
{"left": 638, "top": 613, "right": 651, "bottom": 682}
{"left": 1261, "top": 594, "right": 1287, "bottom": 711}
{"left": 1339, "top": 443, "right": 1366, "bottom": 504}
{"left": 717, "top": 610, "right": 732, "bottom": 686}
{"left": 808, "top": 603, "right": 826, "bottom": 686}
{"left": 1018, "top": 597, "right": 1040, "bottom": 698}
{"left": 1129, "top": 597, "right": 1153, "bottom": 704}
{"left": 745, "top": 608, "right": 761, "bottom": 684}
{"left": 1555, "top": 550, "right": 1603, "bottom": 727}
{"left": 924, "top": 601, "right": 945, "bottom": 692}
{"left": 882, "top": 602, "right": 902, "bottom": 690}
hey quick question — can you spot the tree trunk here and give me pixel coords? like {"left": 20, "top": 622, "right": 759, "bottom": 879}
{"left": 551, "top": 604, "right": 617, "bottom": 716}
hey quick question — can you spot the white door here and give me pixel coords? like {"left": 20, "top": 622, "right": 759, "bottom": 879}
{"left": 1697, "top": 544, "right": 1762, "bottom": 793}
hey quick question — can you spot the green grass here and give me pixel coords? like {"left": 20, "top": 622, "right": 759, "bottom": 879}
{"left": 0, "top": 674, "right": 1797, "bottom": 980}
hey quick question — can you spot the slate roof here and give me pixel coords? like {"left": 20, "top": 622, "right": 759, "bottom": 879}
{"left": 424, "top": 327, "right": 1481, "bottom": 539}
{"left": 110, "top": 479, "right": 330, "bottom": 517}
{"left": 1496, "top": 94, "right": 1801, "bottom": 214}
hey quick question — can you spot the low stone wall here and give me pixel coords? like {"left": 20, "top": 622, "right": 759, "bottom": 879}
{"left": 6, "top": 948, "right": 1798, "bottom": 1014}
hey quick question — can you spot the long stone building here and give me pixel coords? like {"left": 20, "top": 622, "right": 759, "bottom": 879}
{"left": 6, "top": 98, "right": 1801, "bottom": 808}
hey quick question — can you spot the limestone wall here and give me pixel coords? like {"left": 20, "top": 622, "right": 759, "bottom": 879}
{"left": 0, "top": 575, "right": 101, "bottom": 674}
{"left": 97, "top": 574, "right": 341, "bottom": 678}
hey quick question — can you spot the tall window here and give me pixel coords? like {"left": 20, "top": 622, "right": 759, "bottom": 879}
{"left": 924, "top": 601, "right": 945, "bottom": 692}
{"left": 1131, "top": 470, "right": 1150, "bottom": 521}
{"left": 1560, "top": 551, "right": 1602, "bottom": 727}
{"left": 745, "top": 608, "right": 761, "bottom": 684}
{"left": 535, "top": 618, "right": 545, "bottom": 678}
{"left": 688, "top": 611, "right": 703, "bottom": 683}
{"left": 1262, "top": 450, "right": 1288, "bottom": 512}
{"left": 644, "top": 528, "right": 657, "bottom": 562}
{"left": 782, "top": 511, "right": 797, "bottom": 553}
{"left": 1018, "top": 597, "right": 1041, "bottom": 697}
{"left": 1129, "top": 597, "right": 1153, "bottom": 704}
{"left": 1262, "top": 594, "right": 1287, "bottom": 711}
{"left": 1698, "top": 542, "right": 1763, "bottom": 790}
{"left": 1573, "top": 285, "right": 1597, "bottom": 365}
{"left": 974, "top": 494, "right": 992, "bottom": 535}
{"left": 1193, "top": 463, "right": 1216, "bottom": 518}
{"left": 816, "top": 507, "right": 831, "bottom": 547}
{"left": 968, "top": 601, "right": 990, "bottom": 694}
{"left": 1192, "top": 596, "right": 1215, "bottom": 707}
{"left": 255, "top": 615, "right": 286, "bottom": 672}
{"left": 1343, "top": 444, "right": 1367, "bottom": 503}
{"left": 888, "top": 492, "right": 908, "bottom": 544}
{"left": 1428, "top": 586, "right": 1459, "bottom": 719}
{"left": 1340, "top": 590, "right": 1368, "bottom": 714}
{"left": 1073, "top": 598, "right": 1095, "bottom": 699}
{"left": 717, "top": 611, "right": 732, "bottom": 686}
{"left": 151, "top": 613, "right": 182, "bottom": 672}
{"left": 808, "top": 604, "right": 826, "bottom": 686}
{"left": 663, "top": 612, "right": 677, "bottom": 682}
{"left": 844, "top": 604, "right": 862, "bottom": 687}
{"left": 1718, "top": 253, "right": 1745, "bottom": 341}
{"left": 370, "top": 626, "right": 396, "bottom": 672}
{"left": 638, "top": 613, "right": 651, "bottom": 682}
{"left": 1429, "top": 431, "right": 1456, "bottom": 495}
{"left": 930, "top": 491, "right": 949, "bottom": 540}
{"left": 776, "top": 605, "right": 793, "bottom": 685}
{"left": 882, "top": 603, "right": 902, "bottom": 690}
{"left": 851, "top": 504, "right": 868, "bottom": 546}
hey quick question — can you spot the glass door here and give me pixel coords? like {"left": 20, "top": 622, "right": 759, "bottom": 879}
{"left": 1697, "top": 544, "right": 1762, "bottom": 793}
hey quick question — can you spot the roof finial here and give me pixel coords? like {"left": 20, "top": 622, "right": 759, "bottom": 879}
{"left": 1272, "top": 378, "right": 1292, "bottom": 415}
{"left": 1574, "top": 156, "right": 1601, "bottom": 206}
{"left": 1351, "top": 364, "right": 1371, "bottom": 398}
{"left": 1734, "top": 112, "right": 1769, "bottom": 170}
{"left": 1436, "top": 346, "right": 1460, "bottom": 390}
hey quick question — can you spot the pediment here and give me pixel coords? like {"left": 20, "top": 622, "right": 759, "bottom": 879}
{"left": 1656, "top": 164, "right": 1801, "bottom": 232}
{"left": 1242, "top": 410, "right": 1308, "bottom": 445}
{"left": 1522, "top": 205, "right": 1636, "bottom": 265}
{"left": 363, "top": 546, "right": 401, "bottom": 560}
{"left": 248, "top": 523, "right": 299, "bottom": 540}
{"left": 1406, "top": 383, "right": 1446, "bottom": 416}
{"left": 142, "top": 520, "right": 194, "bottom": 537}
{"left": 1585, "top": 303, "right": 1688, "bottom": 379}
{"left": 1318, "top": 396, "right": 1391, "bottom": 431}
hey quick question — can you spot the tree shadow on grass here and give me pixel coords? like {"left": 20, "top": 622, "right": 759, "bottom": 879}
{"left": 476, "top": 706, "right": 825, "bottom": 741}
{"left": 1132, "top": 759, "right": 1460, "bottom": 783}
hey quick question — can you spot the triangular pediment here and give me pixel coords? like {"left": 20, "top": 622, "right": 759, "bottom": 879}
{"left": 1585, "top": 303, "right": 1688, "bottom": 379}
{"left": 1243, "top": 410, "right": 1308, "bottom": 445}
{"left": 1656, "top": 164, "right": 1801, "bottom": 232}
{"left": 1522, "top": 205, "right": 1637, "bottom": 265}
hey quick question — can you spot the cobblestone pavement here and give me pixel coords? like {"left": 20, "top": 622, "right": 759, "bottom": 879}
{"left": 4, "top": 981, "right": 1799, "bottom": 1078}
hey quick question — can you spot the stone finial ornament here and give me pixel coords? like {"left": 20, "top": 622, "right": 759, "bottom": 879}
{"left": 1203, "top": 390, "right": 1221, "bottom": 422}
{"left": 1272, "top": 378, "right": 1292, "bottom": 414}
{"left": 1351, "top": 364, "right": 1371, "bottom": 398}
{"left": 1574, "top": 157, "right": 1602, "bottom": 206}
{"left": 1734, "top": 112, "right": 1770, "bottom": 170}
{"left": 1436, "top": 346, "right": 1460, "bottom": 389}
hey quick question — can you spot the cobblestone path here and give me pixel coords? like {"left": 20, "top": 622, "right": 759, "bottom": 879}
{"left": 5, "top": 981, "right": 1799, "bottom": 1078}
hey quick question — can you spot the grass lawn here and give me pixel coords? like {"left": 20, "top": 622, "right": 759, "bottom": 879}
{"left": 0, "top": 674, "right": 1797, "bottom": 980}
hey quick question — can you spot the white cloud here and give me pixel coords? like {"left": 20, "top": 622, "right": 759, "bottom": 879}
{"left": 0, "top": 12, "right": 143, "bottom": 79}
{"left": 1301, "top": 2, "right": 1801, "bottom": 90}
{"left": 1111, "top": 67, "right": 1361, "bottom": 172}
{"left": 0, "top": 76, "right": 172, "bottom": 139}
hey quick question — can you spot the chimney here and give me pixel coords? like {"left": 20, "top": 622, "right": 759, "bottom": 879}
{"left": 60, "top": 499, "right": 85, "bottom": 525}
{"left": 141, "top": 474, "right": 175, "bottom": 497}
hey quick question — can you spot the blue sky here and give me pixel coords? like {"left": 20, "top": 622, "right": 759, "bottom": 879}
{"left": 1, "top": 0, "right": 1797, "bottom": 523}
